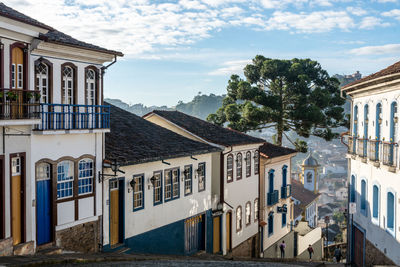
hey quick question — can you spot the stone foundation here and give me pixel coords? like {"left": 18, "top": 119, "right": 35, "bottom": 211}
{"left": 13, "top": 241, "right": 34, "bottom": 255}
{"left": 365, "top": 238, "right": 395, "bottom": 267}
{"left": 0, "top": 238, "right": 13, "bottom": 256}
{"left": 231, "top": 234, "right": 259, "bottom": 258}
{"left": 55, "top": 219, "right": 99, "bottom": 253}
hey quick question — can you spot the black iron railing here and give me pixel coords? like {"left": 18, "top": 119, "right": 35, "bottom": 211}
{"left": 267, "top": 190, "right": 279, "bottom": 206}
{"left": 0, "top": 88, "right": 40, "bottom": 120}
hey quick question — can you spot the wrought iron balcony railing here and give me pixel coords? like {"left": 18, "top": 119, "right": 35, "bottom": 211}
{"left": 0, "top": 88, "right": 40, "bottom": 120}
{"left": 357, "top": 138, "right": 368, "bottom": 158}
{"left": 382, "top": 142, "right": 398, "bottom": 167}
{"left": 281, "top": 184, "right": 292, "bottom": 199}
{"left": 368, "top": 139, "right": 381, "bottom": 162}
{"left": 348, "top": 136, "right": 356, "bottom": 154}
{"left": 267, "top": 190, "right": 279, "bottom": 206}
{"left": 36, "top": 103, "right": 110, "bottom": 131}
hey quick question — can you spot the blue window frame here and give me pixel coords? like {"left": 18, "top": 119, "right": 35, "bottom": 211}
{"left": 390, "top": 102, "right": 397, "bottom": 142}
{"left": 78, "top": 158, "right": 93, "bottom": 195}
{"left": 57, "top": 160, "right": 74, "bottom": 199}
{"left": 387, "top": 192, "right": 395, "bottom": 233}
{"left": 184, "top": 165, "right": 192, "bottom": 196}
{"left": 198, "top": 162, "right": 206, "bottom": 192}
{"left": 361, "top": 180, "right": 366, "bottom": 216}
{"left": 282, "top": 213, "right": 286, "bottom": 227}
{"left": 268, "top": 169, "right": 274, "bottom": 193}
{"left": 153, "top": 171, "right": 162, "bottom": 205}
{"left": 268, "top": 213, "right": 274, "bottom": 236}
{"left": 373, "top": 185, "right": 379, "bottom": 219}
{"left": 350, "top": 175, "right": 356, "bottom": 203}
{"left": 133, "top": 174, "right": 144, "bottom": 211}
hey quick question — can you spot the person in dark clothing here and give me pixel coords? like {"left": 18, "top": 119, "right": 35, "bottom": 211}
{"left": 308, "top": 244, "right": 314, "bottom": 261}
{"left": 279, "top": 240, "right": 286, "bottom": 258}
{"left": 334, "top": 246, "right": 342, "bottom": 263}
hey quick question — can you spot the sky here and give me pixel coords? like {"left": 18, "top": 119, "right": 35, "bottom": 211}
{"left": 5, "top": 0, "right": 400, "bottom": 106}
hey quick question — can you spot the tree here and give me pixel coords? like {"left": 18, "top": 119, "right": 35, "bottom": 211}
{"left": 207, "top": 56, "right": 346, "bottom": 152}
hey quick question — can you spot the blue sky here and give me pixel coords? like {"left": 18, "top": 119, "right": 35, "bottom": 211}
{"left": 6, "top": 0, "right": 400, "bottom": 106}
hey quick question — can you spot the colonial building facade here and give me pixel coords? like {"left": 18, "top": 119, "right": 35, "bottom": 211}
{"left": 343, "top": 61, "right": 400, "bottom": 267}
{"left": 0, "top": 3, "right": 121, "bottom": 255}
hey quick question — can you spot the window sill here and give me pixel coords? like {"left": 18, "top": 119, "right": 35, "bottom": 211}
{"left": 133, "top": 206, "right": 144, "bottom": 212}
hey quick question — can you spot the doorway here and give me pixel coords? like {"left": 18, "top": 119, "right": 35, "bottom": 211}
{"left": 36, "top": 163, "right": 52, "bottom": 245}
{"left": 11, "top": 155, "right": 24, "bottom": 245}
{"left": 213, "top": 216, "right": 221, "bottom": 253}
{"left": 109, "top": 178, "right": 124, "bottom": 246}
{"left": 226, "top": 211, "right": 232, "bottom": 252}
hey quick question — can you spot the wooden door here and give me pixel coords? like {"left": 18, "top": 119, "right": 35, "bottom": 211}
{"left": 213, "top": 216, "right": 221, "bottom": 253}
{"left": 226, "top": 212, "right": 232, "bottom": 252}
{"left": 11, "top": 156, "right": 22, "bottom": 245}
{"left": 354, "top": 227, "right": 364, "bottom": 267}
{"left": 110, "top": 180, "right": 119, "bottom": 246}
{"left": 184, "top": 214, "right": 205, "bottom": 254}
{"left": 11, "top": 47, "right": 24, "bottom": 118}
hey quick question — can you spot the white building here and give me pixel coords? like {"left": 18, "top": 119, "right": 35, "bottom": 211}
{"left": 143, "top": 110, "right": 265, "bottom": 257}
{"left": 300, "top": 153, "right": 320, "bottom": 194}
{"left": 343, "top": 60, "right": 400, "bottom": 267}
{"left": 0, "top": 4, "right": 122, "bottom": 255}
{"left": 291, "top": 179, "right": 319, "bottom": 228}
{"left": 103, "top": 105, "right": 221, "bottom": 254}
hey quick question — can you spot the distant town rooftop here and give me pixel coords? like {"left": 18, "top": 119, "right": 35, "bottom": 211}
{"left": 0, "top": 3, "right": 123, "bottom": 56}
{"left": 291, "top": 179, "right": 320, "bottom": 208}
{"left": 105, "top": 103, "right": 222, "bottom": 166}
{"left": 144, "top": 110, "right": 265, "bottom": 147}
{"left": 259, "top": 142, "right": 297, "bottom": 159}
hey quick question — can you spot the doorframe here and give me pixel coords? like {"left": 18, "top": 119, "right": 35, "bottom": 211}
{"left": 0, "top": 155, "right": 4, "bottom": 239}
{"left": 226, "top": 210, "right": 232, "bottom": 252}
{"left": 212, "top": 214, "right": 222, "bottom": 254}
{"left": 9, "top": 152, "right": 26, "bottom": 244}
{"left": 35, "top": 161, "right": 54, "bottom": 246}
{"left": 9, "top": 43, "right": 28, "bottom": 90}
{"left": 108, "top": 177, "right": 125, "bottom": 247}
{"left": 352, "top": 222, "right": 366, "bottom": 267}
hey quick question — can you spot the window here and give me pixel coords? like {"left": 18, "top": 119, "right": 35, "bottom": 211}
{"left": 361, "top": 180, "right": 366, "bottom": 215}
{"left": 236, "top": 206, "right": 242, "bottom": 231}
{"left": 133, "top": 174, "right": 144, "bottom": 210}
{"left": 306, "top": 172, "right": 313, "bottom": 183}
{"left": 62, "top": 66, "right": 74, "bottom": 104}
{"left": 184, "top": 165, "right": 192, "bottom": 196}
{"left": 11, "top": 64, "right": 15, "bottom": 88}
{"left": 387, "top": 192, "right": 395, "bottom": 234}
{"left": 17, "top": 64, "right": 23, "bottom": 88}
{"left": 245, "top": 202, "right": 251, "bottom": 225}
{"left": 390, "top": 102, "right": 398, "bottom": 142}
{"left": 376, "top": 103, "right": 382, "bottom": 140}
{"left": 254, "top": 199, "right": 259, "bottom": 221}
{"left": 165, "top": 168, "right": 180, "bottom": 201}
{"left": 236, "top": 153, "right": 242, "bottom": 179}
{"left": 282, "top": 213, "right": 287, "bottom": 227}
{"left": 246, "top": 151, "right": 251, "bottom": 177}
{"left": 282, "top": 165, "right": 287, "bottom": 186}
{"left": 254, "top": 151, "right": 259, "bottom": 175}
{"left": 172, "top": 168, "right": 179, "bottom": 199}
{"left": 153, "top": 171, "right": 162, "bottom": 205}
{"left": 86, "top": 69, "right": 96, "bottom": 105}
{"left": 165, "top": 170, "right": 172, "bottom": 201}
{"left": 57, "top": 161, "right": 74, "bottom": 199}
{"left": 78, "top": 158, "right": 93, "bottom": 195}
{"left": 364, "top": 104, "right": 369, "bottom": 138}
{"left": 350, "top": 175, "right": 356, "bottom": 202}
{"left": 227, "top": 154, "right": 233, "bottom": 182}
{"left": 353, "top": 105, "right": 358, "bottom": 136}
{"left": 36, "top": 63, "right": 49, "bottom": 103}
{"left": 373, "top": 185, "right": 379, "bottom": 220}
{"left": 198, "top": 162, "right": 206, "bottom": 192}
{"left": 36, "top": 163, "right": 50, "bottom": 181}
{"left": 268, "top": 213, "right": 274, "bottom": 236}
{"left": 11, "top": 157, "right": 21, "bottom": 175}
{"left": 268, "top": 170, "right": 274, "bottom": 193}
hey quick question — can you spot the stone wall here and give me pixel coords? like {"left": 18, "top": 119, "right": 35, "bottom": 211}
{"left": 56, "top": 219, "right": 99, "bottom": 253}
{"left": 231, "top": 234, "right": 259, "bottom": 258}
{"left": 0, "top": 238, "right": 13, "bottom": 256}
{"left": 365, "top": 238, "right": 395, "bottom": 267}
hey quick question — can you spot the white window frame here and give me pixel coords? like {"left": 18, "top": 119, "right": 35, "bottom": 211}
{"left": 198, "top": 162, "right": 206, "bottom": 192}
{"left": 57, "top": 160, "right": 74, "bottom": 199}
{"left": 86, "top": 69, "right": 96, "bottom": 105}
{"left": 184, "top": 165, "right": 192, "bottom": 196}
{"left": 78, "top": 158, "right": 93, "bottom": 195}
{"left": 62, "top": 66, "right": 74, "bottom": 104}
{"left": 172, "top": 168, "right": 179, "bottom": 199}
{"left": 236, "top": 206, "right": 242, "bottom": 231}
{"left": 133, "top": 174, "right": 144, "bottom": 210}
{"left": 36, "top": 63, "right": 49, "bottom": 103}
{"left": 245, "top": 202, "right": 251, "bottom": 225}
{"left": 36, "top": 162, "right": 50, "bottom": 181}
{"left": 153, "top": 171, "right": 162, "bottom": 204}
{"left": 12, "top": 157, "right": 21, "bottom": 176}
{"left": 11, "top": 64, "right": 16, "bottom": 89}
{"left": 17, "top": 64, "right": 23, "bottom": 89}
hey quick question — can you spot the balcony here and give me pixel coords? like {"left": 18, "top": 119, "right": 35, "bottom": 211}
{"left": 35, "top": 103, "right": 110, "bottom": 131}
{"left": 382, "top": 142, "right": 398, "bottom": 168}
{"left": 267, "top": 190, "right": 279, "bottom": 206}
{"left": 357, "top": 138, "right": 368, "bottom": 158}
{"left": 281, "top": 184, "right": 292, "bottom": 199}
{"left": 368, "top": 139, "right": 381, "bottom": 162}
{"left": 348, "top": 136, "right": 356, "bottom": 154}
{"left": 0, "top": 88, "right": 40, "bottom": 121}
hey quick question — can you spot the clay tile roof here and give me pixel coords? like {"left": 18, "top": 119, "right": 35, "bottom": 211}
{"left": 259, "top": 142, "right": 297, "bottom": 159}
{"left": 0, "top": 3, "right": 122, "bottom": 56}
{"left": 342, "top": 60, "right": 400, "bottom": 90}
{"left": 105, "top": 103, "right": 222, "bottom": 166}
{"left": 147, "top": 110, "right": 265, "bottom": 147}
{"left": 291, "top": 179, "right": 320, "bottom": 208}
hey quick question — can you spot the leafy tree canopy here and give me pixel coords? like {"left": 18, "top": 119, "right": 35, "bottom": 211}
{"left": 207, "top": 56, "right": 346, "bottom": 152}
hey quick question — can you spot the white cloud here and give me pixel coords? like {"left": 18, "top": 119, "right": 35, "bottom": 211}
{"left": 349, "top": 44, "right": 400, "bottom": 55}
{"left": 346, "top": 6, "right": 367, "bottom": 16}
{"left": 382, "top": 9, "right": 400, "bottom": 20}
{"left": 209, "top": 59, "right": 251, "bottom": 75}
{"left": 359, "top": 16, "right": 390, "bottom": 29}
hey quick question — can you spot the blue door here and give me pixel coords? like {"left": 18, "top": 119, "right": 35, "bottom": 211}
{"left": 36, "top": 163, "right": 52, "bottom": 245}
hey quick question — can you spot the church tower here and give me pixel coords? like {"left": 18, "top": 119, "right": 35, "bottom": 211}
{"left": 300, "top": 152, "right": 319, "bottom": 194}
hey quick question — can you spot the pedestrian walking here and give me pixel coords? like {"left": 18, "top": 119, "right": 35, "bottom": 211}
{"left": 307, "top": 244, "right": 314, "bottom": 261}
{"left": 279, "top": 240, "right": 286, "bottom": 258}
{"left": 334, "top": 246, "right": 342, "bottom": 263}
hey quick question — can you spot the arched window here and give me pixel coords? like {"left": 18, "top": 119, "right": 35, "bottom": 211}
{"left": 268, "top": 169, "right": 274, "bottom": 193}
{"left": 236, "top": 206, "right": 242, "bottom": 231}
{"left": 387, "top": 192, "right": 395, "bottom": 233}
{"left": 361, "top": 180, "right": 366, "bottom": 215}
{"left": 227, "top": 154, "right": 233, "bottom": 182}
{"left": 282, "top": 165, "right": 287, "bottom": 187}
{"left": 390, "top": 102, "right": 397, "bottom": 142}
{"left": 236, "top": 153, "right": 242, "bottom": 179}
{"left": 78, "top": 158, "right": 93, "bottom": 195}
{"left": 254, "top": 198, "right": 259, "bottom": 222}
{"left": 254, "top": 151, "right": 259, "bottom": 175}
{"left": 245, "top": 202, "right": 251, "bottom": 225}
{"left": 57, "top": 160, "right": 74, "bottom": 199}
{"left": 36, "top": 162, "right": 51, "bottom": 181}
{"left": 364, "top": 104, "right": 369, "bottom": 138}
{"left": 353, "top": 105, "right": 358, "bottom": 136}
{"left": 86, "top": 69, "right": 96, "bottom": 105}
{"left": 350, "top": 175, "right": 356, "bottom": 203}
{"left": 376, "top": 103, "right": 382, "bottom": 140}
{"left": 268, "top": 212, "right": 274, "bottom": 236}
{"left": 373, "top": 185, "right": 379, "bottom": 220}
{"left": 307, "top": 172, "right": 313, "bottom": 183}
{"left": 62, "top": 66, "right": 74, "bottom": 104}
{"left": 246, "top": 151, "right": 251, "bottom": 177}
{"left": 35, "top": 63, "right": 49, "bottom": 103}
